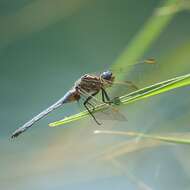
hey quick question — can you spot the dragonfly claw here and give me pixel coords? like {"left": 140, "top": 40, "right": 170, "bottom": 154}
{"left": 111, "top": 97, "right": 121, "bottom": 105}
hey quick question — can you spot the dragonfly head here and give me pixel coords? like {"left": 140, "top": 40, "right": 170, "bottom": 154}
{"left": 100, "top": 70, "right": 115, "bottom": 82}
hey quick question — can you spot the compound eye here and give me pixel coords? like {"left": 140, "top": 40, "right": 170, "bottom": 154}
{"left": 105, "top": 71, "right": 112, "bottom": 79}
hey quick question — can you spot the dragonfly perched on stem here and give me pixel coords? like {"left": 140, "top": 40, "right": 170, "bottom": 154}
{"left": 11, "top": 58, "right": 155, "bottom": 138}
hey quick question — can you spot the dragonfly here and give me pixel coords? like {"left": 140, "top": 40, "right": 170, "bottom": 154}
{"left": 11, "top": 58, "right": 155, "bottom": 138}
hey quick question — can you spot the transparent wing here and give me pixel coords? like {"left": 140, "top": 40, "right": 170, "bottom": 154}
{"left": 94, "top": 106, "right": 127, "bottom": 121}
{"left": 110, "top": 58, "right": 156, "bottom": 73}
{"left": 86, "top": 59, "right": 155, "bottom": 82}
{"left": 110, "top": 58, "right": 156, "bottom": 96}
{"left": 112, "top": 80, "right": 138, "bottom": 90}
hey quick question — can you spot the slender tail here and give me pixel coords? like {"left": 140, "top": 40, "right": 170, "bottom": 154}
{"left": 11, "top": 92, "right": 72, "bottom": 138}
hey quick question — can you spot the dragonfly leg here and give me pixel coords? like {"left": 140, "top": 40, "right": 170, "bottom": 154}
{"left": 101, "top": 88, "right": 121, "bottom": 105}
{"left": 83, "top": 91, "right": 101, "bottom": 125}
{"left": 101, "top": 88, "right": 113, "bottom": 104}
{"left": 85, "top": 101, "right": 95, "bottom": 112}
{"left": 125, "top": 80, "right": 138, "bottom": 90}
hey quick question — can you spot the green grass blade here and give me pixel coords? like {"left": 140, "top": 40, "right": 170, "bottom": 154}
{"left": 94, "top": 130, "right": 190, "bottom": 145}
{"left": 49, "top": 73, "right": 190, "bottom": 127}
{"left": 120, "top": 73, "right": 190, "bottom": 105}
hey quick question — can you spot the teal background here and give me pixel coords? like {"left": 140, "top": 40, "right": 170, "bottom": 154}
{"left": 0, "top": 0, "right": 190, "bottom": 189}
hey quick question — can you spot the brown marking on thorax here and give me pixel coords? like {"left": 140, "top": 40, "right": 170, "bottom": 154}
{"left": 75, "top": 74, "right": 103, "bottom": 93}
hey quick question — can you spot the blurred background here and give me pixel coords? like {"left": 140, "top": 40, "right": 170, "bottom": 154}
{"left": 0, "top": 0, "right": 190, "bottom": 189}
